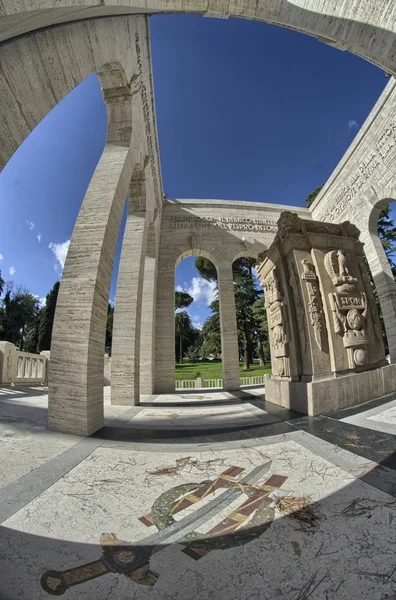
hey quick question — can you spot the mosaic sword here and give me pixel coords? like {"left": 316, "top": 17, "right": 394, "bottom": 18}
{"left": 40, "top": 462, "right": 272, "bottom": 595}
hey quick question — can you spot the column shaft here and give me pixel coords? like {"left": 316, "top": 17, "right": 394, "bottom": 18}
{"left": 140, "top": 224, "right": 157, "bottom": 394}
{"left": 154, "top": 251, "right": 175, "bottom": 393}
{"left": 218, "top": 263, "right": 240, "bottom": 390}
{"left": 362, "top": 231, "right": 396, "bottom": 363}
{"left": 49, "top": 143, "right": 133, "bottom": 436}
{"left": 111, "top": 201, "right": 148, "bottom": 405}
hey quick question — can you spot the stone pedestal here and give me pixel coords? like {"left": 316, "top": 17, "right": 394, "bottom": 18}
{"left": 258, "top": 212, "right": 394, "bottom": 416}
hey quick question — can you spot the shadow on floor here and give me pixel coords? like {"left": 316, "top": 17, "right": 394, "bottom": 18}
{"left": 1, "top": 452, "right": 396, "bottom": 600}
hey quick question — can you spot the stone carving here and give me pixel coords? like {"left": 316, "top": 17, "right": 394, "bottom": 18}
{"left": 264, "top": 268, "right": 290, "bottom": 377}
{"left": 135, "top": 33, "right": 162, "bottom": 209}
{"left": 288, "top": 262, "right": 306, "bottom": 353}
{"left": 325, "top": 250, "right": 369, "bottom": 368}
{"left": 324, "top": 249, "right": 357, "bottom": 292}
{"left": 301, "top": 260, "right": 327, "bottom": 351}
{"left": 276, "top": 212, "right": 303, "bottom": 241}
{"left": 358, "top": 257, "right": 382, "bottom": 342}
{"left": 168, "top": 216, "right": 278, "bottom": 232}
{"left": 276, "top": 212, "right": 361, "bottom": 243}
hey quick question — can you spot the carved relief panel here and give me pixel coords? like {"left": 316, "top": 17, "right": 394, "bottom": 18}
{"left": 263, "top": 267, "right": 290, "bottom": 378}
{"left": 324, "top": 250, "right": 369, "bottom": 369}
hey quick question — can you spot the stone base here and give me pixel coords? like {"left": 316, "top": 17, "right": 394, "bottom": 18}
{"left": 265, "top": 363, "right": 396, "bottom": 416}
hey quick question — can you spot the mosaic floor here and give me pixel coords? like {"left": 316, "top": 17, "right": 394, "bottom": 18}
{"left": 1, "top": 387, "right": 396, "bottom": 599}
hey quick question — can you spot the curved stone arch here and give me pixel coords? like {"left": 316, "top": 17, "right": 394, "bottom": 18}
{"left": 357, "top": 186, "right": 396, "bottom": 363}
{"left": 175, "top": 248, "right": 220, "bottom": 271}
{"left": 231, "top": 248, "right": 268, "bottom": 264}
{"left": 1, "top": 1, "right": 396, "bottom": 78}
{"left": 366, "top": 186, "right": 396, "bottom": 234}
{"left": 49, "top": 58, "right": 137, "bottom": 435}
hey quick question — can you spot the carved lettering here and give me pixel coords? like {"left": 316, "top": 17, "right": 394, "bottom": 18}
{"left": 318, "top": 121, "right": 396, "bottom": 222}
{"left": 166, "top": 216, "right": 278, "bottom": 232}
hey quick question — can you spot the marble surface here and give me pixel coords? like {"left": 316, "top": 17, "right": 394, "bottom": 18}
{"left": 1, "top": 388, "right": 396, "bottom": 599}
{"left": 124, "top": 404, "right": 278, "bottom": 430}
{"left": 341, "top": 397, "right": 396, "bottom": 436}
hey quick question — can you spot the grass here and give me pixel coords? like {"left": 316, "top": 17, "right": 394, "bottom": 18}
{"left": 175, "top": 360, "right": 272, "bottom": 380}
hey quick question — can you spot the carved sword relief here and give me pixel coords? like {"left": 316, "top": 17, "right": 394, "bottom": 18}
{"left": 301, "top": 260, "right": 327, "bottom": 352}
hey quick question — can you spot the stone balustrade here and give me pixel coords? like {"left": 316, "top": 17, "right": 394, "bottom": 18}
{"left": 0, "top": 342, "right": 48, "bottom": 386}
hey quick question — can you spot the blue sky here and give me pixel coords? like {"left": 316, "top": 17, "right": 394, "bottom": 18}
{"left": 0, "top": 14, "right": 389, "bottom": 327}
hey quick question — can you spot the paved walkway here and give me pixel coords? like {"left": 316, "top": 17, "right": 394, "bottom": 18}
{"left": 1, "top": 387, "right": 396, "bottom": 599}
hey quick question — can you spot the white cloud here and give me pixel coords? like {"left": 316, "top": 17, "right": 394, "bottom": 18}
{"left": 190, "top": 314, "right": 203, "bottom": 330}
{"left": 0, "top": 254, "right": 3, "bottom": 261}
{"left": 175, "top": 285, "right": 183, "bottom": 292}
{"left": 348, "top": 120, "right": 358, "bottom": 132}
{"left": 37, "top": 234, "right": 42, "bottom": 243}
{"left": 49, "top": 239, "right": 70, "bottom": 270}
{"left": 9, "top": 266, "right": 16, "bottom": 276}
{"left": 26, "top": 220, "right": 35, "bottom": 230}
{"left": 185, "top": 277, "right": 217, "bottom": 306}
{"left": 252, "top": 267, "right": 259, "bottom": 280}
{"left": 33, "top": 295, "right": 46, "bottom": 308}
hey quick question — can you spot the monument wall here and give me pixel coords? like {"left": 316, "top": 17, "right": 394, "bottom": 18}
{"left": 310, "top": 78, "right": 396, "bottom": 363}
{"left": 154, "top": 200, "right": 311, "bottom": 393}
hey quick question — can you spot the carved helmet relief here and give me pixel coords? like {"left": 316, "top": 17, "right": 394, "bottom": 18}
{"left": 324, "top": 250, "right": 357, "bottom": 292}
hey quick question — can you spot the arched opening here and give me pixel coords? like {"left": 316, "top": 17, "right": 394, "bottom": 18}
{"left": 364, "top": 197, "right": 396, "bottom": 362}
{"left": 231, "top": 257, "right": 271, "bottom": 385}
{"left": 174, "top": 254, "right": 220, "bottom": 390}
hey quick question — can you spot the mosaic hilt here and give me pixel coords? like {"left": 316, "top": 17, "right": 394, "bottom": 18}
{"left": 41, "top": 535, "right": 158, "bottom": 595}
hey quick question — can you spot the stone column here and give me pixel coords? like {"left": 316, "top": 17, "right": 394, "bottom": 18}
{"left": 361, "top": 230, "right": 396, "bottom": 363}
{"left": 154, "top": 250, "right": 176, "bottom": 394}
{"left": 140, "top": 223, "right": 157, "bottom": 394}
{"left": 111, "top": 168, "right": 149, "bottom": 405}
{"left": 218, "top": 263, "right": 240, "bottom": 390}
{"left": 48, "top": 86, "right": 134, "bottom": 436}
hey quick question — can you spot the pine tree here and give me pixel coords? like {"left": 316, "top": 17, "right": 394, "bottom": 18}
{"left": 38, "top": 282, "right": 60, "bottom": 351}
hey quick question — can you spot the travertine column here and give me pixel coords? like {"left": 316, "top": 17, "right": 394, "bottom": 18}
{"left": 361, "top": 230, "right": 396, "bottom": 363}
{"left": 140, "top": 223, "right": 157, "bottom": 394}
{"left": 49, "top": 88, "right": 134, "bottom": 435}
{"left": 154, "top": 251, "right": 176, "bottom": 393}
{"left": 111, "top": 168, "right": 149, "bottom": 405}
{"left": 218, "top": 263, "right": 240, "bottom": 390}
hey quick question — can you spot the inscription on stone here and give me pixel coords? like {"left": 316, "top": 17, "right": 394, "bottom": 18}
{"left": 319, "top": 121, "right": 396, "bottom": 222}
{"left": 167, "top": 216, "right": 278, "bottom": 232}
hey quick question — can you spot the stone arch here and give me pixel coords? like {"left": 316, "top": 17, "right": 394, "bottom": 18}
{"left": 2, "top": 2, "right": 396, "bottom": 78}
{"left": 48, "top": 60, "right": 136, "bottom": 435}
{"left": 360, "top": 187, "right": 396, "bottom": 362}
{"left": 175, "top": 248, "right": 220, "bottom": 270}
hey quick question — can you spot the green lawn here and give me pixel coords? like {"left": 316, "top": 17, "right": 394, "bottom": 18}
{"left": 175, "top": 360, "right": 271, "bottom": 380}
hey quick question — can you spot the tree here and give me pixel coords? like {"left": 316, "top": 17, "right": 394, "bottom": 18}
{"left": 37, "top": 281, "right": 60, "bottom": 351}
{"left": 305, "top": 186, "right": 323, "bottom": 208}
{"left": 195, "top": 257, "right": 217, "bottom": 282}
{"left": 175, "top": 310, "right": 195, "bottom": 363}
{"left": 201, "top": 300, "right": 221, "bottom": 358}
{"left": 0, "top": 286, "right": 40, "bottom": 350}
{"left": 377, "top": 205, "right": 396, "bottom": 275}
{"left": 175, "top": 291, "right": 194, "bottom": 310}
{"left": 184, "top": 346, "right": 201, "bottom": 363}
{"left": 252, "top": 298, "right": 269, "bottom": 364}
{"left": 0, "top": 271, "right": 4, "bottom": 297}
{"left": 232, "top": 258, "right": 263, "bottom": 369}
{"left": 105, "top": 303, "right": 114, "bottom": 354}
